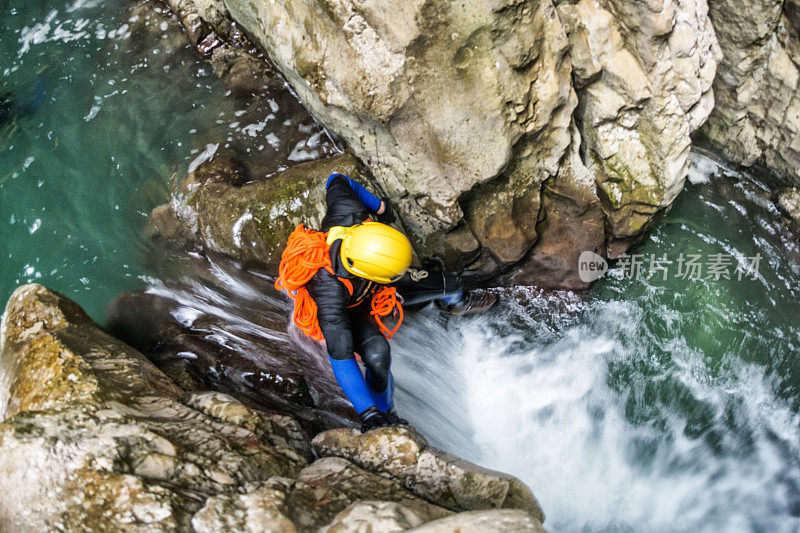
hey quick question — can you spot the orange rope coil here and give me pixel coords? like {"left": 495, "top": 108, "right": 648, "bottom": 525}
{"left": 370, "top": 286, "right": 403, "bottom": 339}
{"left": 275, "top": 224, "right": 403, "bottom": 341}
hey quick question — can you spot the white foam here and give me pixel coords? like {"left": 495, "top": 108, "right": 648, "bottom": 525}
{"left": 393, "top": 297, "right": 800, "bottom": 531}
{"left": 687, "top": 152, "right": 720, "bottom": 184}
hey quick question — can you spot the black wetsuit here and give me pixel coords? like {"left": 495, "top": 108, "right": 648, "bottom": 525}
{"left": 308, "top": 174, "right": 462, "bottom": 415}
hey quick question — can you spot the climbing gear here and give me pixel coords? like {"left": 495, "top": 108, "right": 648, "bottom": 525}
{"left": 275, "top": 223, "right": 405, "bottom": 341}
{"left": 370, "top": 286, "right": 403, "bottom": 339}
{"left": 359, "top": 406, "right": 391, "bottom": 432}
{"left": 338, "top": 220, "right": 412, "bottom": 284}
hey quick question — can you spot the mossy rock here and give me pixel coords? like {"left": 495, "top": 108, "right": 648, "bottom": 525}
{"left": 162, "top": 152, "right": 370, "bottom": 272}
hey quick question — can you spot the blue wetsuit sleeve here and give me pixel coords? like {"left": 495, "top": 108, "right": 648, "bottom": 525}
{"left": 326, "top": 173, "right": 382, "bottom": 212}
{"left": 329, "top": 356, "right": 376, "bottom": 414}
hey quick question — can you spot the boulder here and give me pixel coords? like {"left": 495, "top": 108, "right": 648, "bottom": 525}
{"left": 296, "top": 457, "right": 453, "bottom": 525}
{"left": 407, "top": 509, "right": 547, "bottom": 533}
{"left": 322, "top": 501, "right": 424, "bottom": 533}
{"left": 312, "top": 426, "right": 544, "bottom": 523}
{"left": 0, "top": 285, "right": 306, "bottom": 531}
{"left": 191, "top": 481, "right": 296, "bottom": 533}
{"left": 778, "top": 187, "right": 800, "bottom": 223}
{"left": 1, "top": 285, "right": 547, "bottom": 530}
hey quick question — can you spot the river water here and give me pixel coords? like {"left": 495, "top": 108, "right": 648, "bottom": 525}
{"left": 2, "top": 2, "right": 800, "bottom": 532}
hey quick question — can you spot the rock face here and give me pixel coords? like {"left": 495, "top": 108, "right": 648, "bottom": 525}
{"left": 159, "top": 0, "right": 720, "bottom": 288}
{"left": 779, "top": 186, "right": 800, "bottom": 223}
{"left": 0, "top": 284, "right": 545, "bottom": 531}
{"left": 699, "top": 0, "right": 800, "bottom": 187}
{"left": 161, "top": 152, "right": 373, "bottom": 272}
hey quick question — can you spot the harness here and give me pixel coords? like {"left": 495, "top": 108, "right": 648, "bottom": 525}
{"left": 274, "top": 224, "right": 404, "bottom": 341}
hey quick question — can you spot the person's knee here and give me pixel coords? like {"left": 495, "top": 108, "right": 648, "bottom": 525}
{"left": 361, "top": 336, "right": 391, "bottom": 392}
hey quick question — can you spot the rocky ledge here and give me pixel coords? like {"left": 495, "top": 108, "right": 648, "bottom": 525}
{"left": 0, "top": 284, "right": 545, "bottom": 532}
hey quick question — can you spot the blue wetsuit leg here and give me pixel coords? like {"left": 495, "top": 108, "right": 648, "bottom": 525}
{"left": 328, "top": 356, "right": 376, "bottom": 414}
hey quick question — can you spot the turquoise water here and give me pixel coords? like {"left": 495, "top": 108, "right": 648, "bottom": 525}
{"left": 3, "top": 1, "right": 800, "bottom": 532}
{"left": 1, "top": 1, "right": 218, "bottom": 317}
{"left": 1, "top": 0, "right": 328, "bottom": 318}
{"left": 394, "top": 154, "right": 800, "bottom": 531}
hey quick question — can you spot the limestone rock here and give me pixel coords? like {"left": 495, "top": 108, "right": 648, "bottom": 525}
{"left": 322, "top": 501, "right": 423, "bottom": 533}
{"left": 158, "top": 152, "right": 370, "bottom": 271}
{"left": 191, "top": 481, "right": 296, "bottom": 533}
{"left": 559, "top": 0, "right": 720, "bottom": 246}
{"left": 778, "top": 187, "right": 800, "bottom": 223}
{"left": 311, "top": 426, "right": 544, "bottom": 522}
{"left": 297, "top": 457, "right": 453, "bottom": 525}
{"left": 699, "top": 0, "right": 800, "bottom": 186}
{"left": 0, "top": 285, "right": 308, "bottom": 531}
{"left": 407, "top": 509, "right": 547, "bottom": 532}
{"left": 0, "top": 284, "right": 181, "bottom": 419}
{"left": 157, "top": 0, "right": 721, "bottom": 286}
{"left": 1, "top": 285, "right": 547, "bottom": 530}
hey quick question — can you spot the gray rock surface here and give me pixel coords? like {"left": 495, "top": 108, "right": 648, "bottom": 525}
{"left": 408, "top": 509, "right": 547, "bottom": 532}
{"left": 156, "top": 0, "right": 721, "bottom": 288}
{"left": 0, "top": 284, "right": 546, "bottom": 531}
{"left": 699, "top": 0, "right": 800, "bottom": 186}
{"left": 779, "top": 186, "right": 800, "bottom": 223}
{"left": 312, "top": 426, "right": 545, "bottom": 522}
{"left": 321, "top": 501, "right": 424, "bottom": 533}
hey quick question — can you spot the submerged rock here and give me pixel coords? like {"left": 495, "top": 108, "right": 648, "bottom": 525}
{"left": 0, "top": 284, "right": 545, "bottom": 531}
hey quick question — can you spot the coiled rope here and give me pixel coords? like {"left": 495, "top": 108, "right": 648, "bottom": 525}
{"left": 275, "top": 223, "right": 403, "bottom": 341}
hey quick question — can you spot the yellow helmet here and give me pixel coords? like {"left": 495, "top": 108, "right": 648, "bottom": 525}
{"left": 337, "top": 221, "right": 412, "bottom": 284}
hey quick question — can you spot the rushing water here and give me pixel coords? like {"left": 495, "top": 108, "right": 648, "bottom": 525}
{"left": 392, "top": 153, "right": 800, "bottom": 532}
{"left": 3, "top": 2, "right": 800, "bottom": 533}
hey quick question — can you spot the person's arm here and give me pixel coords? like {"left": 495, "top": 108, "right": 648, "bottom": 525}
{"left": 326, "top": 173, "right": 382, "bottom": 213}
{"left": 307, "top": 271, "right": 376, "bottom": 414}
{"left": 323, "top": 174, "right": 395, "bottom": 228}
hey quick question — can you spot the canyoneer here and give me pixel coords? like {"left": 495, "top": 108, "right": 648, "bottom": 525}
{"left": 275, "top": 173, "right": 495, "bottom": 431}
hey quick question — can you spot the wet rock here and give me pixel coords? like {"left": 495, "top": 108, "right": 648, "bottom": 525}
{"left": 407, "top": 509, "right": 547, "bottom": 532}
{"left": 699, "top": 0, "right": 800, "bottom": 187}
{"left": 182, "top": 391, "right": 313, "bottom": 463}
{"left": 1, "top": 285, "right": 547, "bottom": 530}
{"left": 106, "top": 277, "right": 356, "bottom": 433}
{"left": 169, "top": 0, "right": 720, "bottom": 287}
{"left": 0, "top": 284, "right": 307, "bottom": 531}
{"left": 191, "top": 481, "right": 296, "bottom": 533}
{"left": 322, "top": 501, "right": 423, "bottom": 533}
{"left": 311, "top": 426, "right": 544, "bottom": 522}
{"left": 296, "top": 457, "right": 453, "bottom": 525}
{"left": 502, "top": 128, "right": 607, "bottom": 289}
{"left": 778, "top": 187, "right": 800, "bottom": 223}
{"left": 154, "top": 152, "right": 369, "bottom": 272}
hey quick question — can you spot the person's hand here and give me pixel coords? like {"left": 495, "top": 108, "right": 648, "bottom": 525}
{"left": 377, "top": 197, "right": 396, "bottom": 224}
{"left": 359, "top": 406, "right": 391, "bottom": 432}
